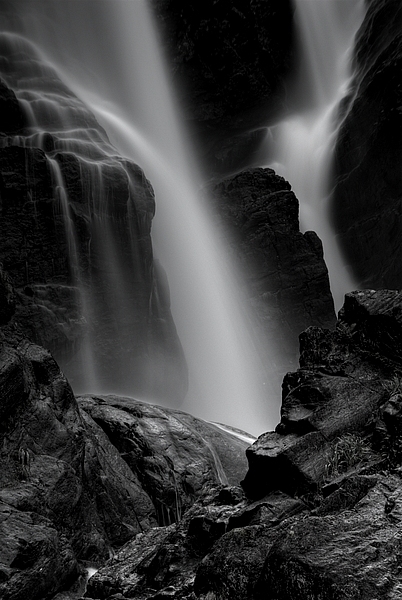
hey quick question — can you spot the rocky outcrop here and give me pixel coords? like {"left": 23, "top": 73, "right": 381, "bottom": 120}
{"left": 86, "top": 289, "right": 402, "bottom": 599}
{"left": 0, "top": 33, "right": 187, "bottom": 402}
{"left": 208, "top": 168, "right": 336, "bottom": 384}
{"left": 242, "top": 289, "right": 399, "bottom": 500}
{"left": 332, "top": 0, "right": 402, "bottom": 290}
{"left": 78, "top": 395, "right": 251, "bottom": 527}
{"left": 0, "top": 269, "right": 251, "bottom": 599}
{"left": 255, "top": 477, "right": 402, "bottom": 600}
{"left": 152, "top": 0, "right": 295, "bottom": 173}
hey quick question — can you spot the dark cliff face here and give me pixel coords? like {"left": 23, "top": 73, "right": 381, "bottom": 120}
{"left": 152, "top": 0, "right": 295, "bottom": 173}
{"left": 332, "top": 0, "right": 402, "bottom": 289}
{"left": 208, "top": 167, "right": 336, "bottom": 385}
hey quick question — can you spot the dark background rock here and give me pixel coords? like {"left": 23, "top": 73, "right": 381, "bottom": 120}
{"left": 0, "top": 263, "right": 15, "bottom": 324}
{"left": 207, "top": 167, "right": 336, "bottom": 385}
{"left": 152, "top": 0, "right": 295, "bottom": 174}
{"left": 332, "top": 0, "right": 402, "bottom": 290}
{"left": 0, "top": 77, "right": 27, "bottom": 134}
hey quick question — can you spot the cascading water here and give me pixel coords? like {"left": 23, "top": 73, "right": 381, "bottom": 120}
{"left": 0, "top": 0, "right": 276, "bottom": 435}
{"left": 263, "top": 0, "right": 365, "bottom": 311}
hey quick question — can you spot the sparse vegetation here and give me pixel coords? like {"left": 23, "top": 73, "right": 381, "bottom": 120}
{"left": 325, "top": 433, "right": 374, "bottom": 480}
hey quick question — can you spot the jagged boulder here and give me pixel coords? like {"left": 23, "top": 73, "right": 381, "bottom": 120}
{"left": 242, "top": 290, "right": 400, "bottom": 500}
{"left": 255, "top": 475, "right": 402, "bottom": 600}
{"left": 0, "top": 334, "right": 158, "bottom": 555}
{"left": 86, "top": 485, "right": 303, "bottom": 600}
{"left": 332, "top": 0, "right": 402, "bottom": 290}
{"left": 207, "top": 167, "right": 336, "bottom": 385}
{"left": 0, "top": 505, "right": 78, "bottom": 600}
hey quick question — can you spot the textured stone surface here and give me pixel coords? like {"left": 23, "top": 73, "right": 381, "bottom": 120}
{"left": 0, "top": 505, "right": 79, "bottom": 600}
{"left": 78, "top": 395, "right": 251, "bottom": 527}
{"left": 208, "top": 167, "right": 336, "bottom": 384}
{"left": 332, "top": 0, "right": 402, "bottom": 289}
{"left": 241, "top": 290, "right": 397, "bottom": 501}
{"left": 256, "top": 476, "right": 402, "bottom": 600}
{"left": 86, "top": 486, "right": 291, "bottom": 600}
{"left": 0, "top": 336, "right": 158, "bottom": 563}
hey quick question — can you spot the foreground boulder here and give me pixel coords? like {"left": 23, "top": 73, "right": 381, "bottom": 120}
{"left": 0, "top": 336, "right": 156, "bottom": 599}
{"left": 242, "top": 289, "right": 399, "bottom": 499}
{"left": 255, "top": 476, "right": 402, "bottom": 600}
{"left": 78, "top": 395, "right": 251, "bottom": 527}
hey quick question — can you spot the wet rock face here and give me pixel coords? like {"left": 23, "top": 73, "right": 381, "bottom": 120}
{"left": 208, "top": 167, "right": 336, "bottom": 383}
{"left": 152, "top": 0, "right": 295, "bottom": 173}
{"left": 255, "top": 477, "right": 402, "bottom": 600}
{"left": 78, "top": 395, "right": 251, "bottom": 527}
{"left": 332, "top": 0, "right": 402, "bottom": 289}
{"left": 0, "top": 310, "right": 158, "bottom": 566}
{"left": 0, "top": 37, "right": 188, "bottom": 402}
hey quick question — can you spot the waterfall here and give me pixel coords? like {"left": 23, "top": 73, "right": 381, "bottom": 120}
{"left": 262, "top": 0, "right": 365, "bottom": 311}
{"left": 0, "top": 0, "right": 276, "bottom": 435}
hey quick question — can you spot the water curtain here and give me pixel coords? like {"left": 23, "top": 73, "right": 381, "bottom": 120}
{"left": 0, "top": 0, "right": 273, "bottom": 435}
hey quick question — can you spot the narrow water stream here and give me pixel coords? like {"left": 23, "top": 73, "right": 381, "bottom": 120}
{"left": 262, "top": 0, "right": 365, "bottom": 310}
